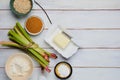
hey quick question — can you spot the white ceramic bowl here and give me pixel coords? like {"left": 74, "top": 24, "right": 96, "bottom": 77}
{"left": 5, "top": 53, "right": 33, "bottom": 80}
{"left": 25, "top": 16, "right": 44, "bottom": 35}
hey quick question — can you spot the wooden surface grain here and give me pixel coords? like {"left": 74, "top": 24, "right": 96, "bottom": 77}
{"left": 1, "top": 0, "right": 120, "bottom": 9}
{"left": 0, "top": 0, "right": 120, "bottom": 80}
{"left": 1, "top": 11, "right": 120, "bottom": 29}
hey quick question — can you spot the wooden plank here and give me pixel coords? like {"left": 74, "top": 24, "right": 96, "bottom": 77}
{"left": 0, "top": 68, "right": 120, "bottom": 80}
{"left": 0, "top": 10, "right": 120, "bottom": 29}
{"left": 33, "top": 68, "right": 120, "bottom": 80}
{"left": 1, "top": 0, "right": 120, "bottom": 9}
{"left": 0, "top": 10, "right": 51, "bottom": 29}
{"left": 0, "top": 68, "right": 9, "bottom": 80}
{"left": 33, "top": 0, "right": 120, "bottom": 10}
{"left": 0, "top": 48, "right": 120, "bottom": 67}
{"left": 1, "top": 30, "right": 120, "bottom": 48}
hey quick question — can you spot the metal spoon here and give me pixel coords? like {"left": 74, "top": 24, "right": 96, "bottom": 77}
{"left": 34, "top": 0, "right": 52, "bottom": 24}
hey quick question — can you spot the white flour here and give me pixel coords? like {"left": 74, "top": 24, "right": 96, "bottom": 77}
{"left": 9, "top": 56, "right": 31, "bottom": 76}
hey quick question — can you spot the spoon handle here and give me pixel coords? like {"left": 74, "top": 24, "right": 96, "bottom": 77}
{"left": 34, "top": 0, "right": 52, "bottom": 24}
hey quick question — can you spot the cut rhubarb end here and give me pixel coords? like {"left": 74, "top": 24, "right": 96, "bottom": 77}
{"left": 44, "top": 55, "right": 49, "bottom": 62}
{"left": 50, "top": 53, "right": 57, "bottom": 59}
{"left": 45, "top": 67, "right": 51, "bottom": 73}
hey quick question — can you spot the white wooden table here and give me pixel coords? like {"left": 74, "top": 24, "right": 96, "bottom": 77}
{"left": 0, "top": 0, "right": 120, "bottom": 80}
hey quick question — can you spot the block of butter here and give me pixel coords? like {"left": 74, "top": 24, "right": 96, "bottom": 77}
{"left": 53, "top": 32, "right": 70, "bottom": 49}
{"left": 44, "top": 24, "right": 79, "bottom": 59}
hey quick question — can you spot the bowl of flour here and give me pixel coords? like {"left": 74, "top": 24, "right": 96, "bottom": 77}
{"left": 5, "top": 53, "right": 33, "bottom": 80}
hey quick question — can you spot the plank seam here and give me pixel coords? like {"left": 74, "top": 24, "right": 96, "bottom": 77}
{"left": 1, "top": 9, "right": 120, "bottom": 11}
{"left": 1, "top": 28, "right": 120, "bottom": 30}
{"left": 1, "top": 47, "right": 120, "bottom": 49}
{"left": 0, "top": 66, "right": 120, "bottom": 68}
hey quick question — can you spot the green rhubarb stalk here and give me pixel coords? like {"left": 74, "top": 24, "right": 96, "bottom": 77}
{"left": 9, "top": 35, "right": 24, "bottom": 46}
{"left": 16, "top": 22, "right": 48, "bottom": 56}
{"left": 12, "top": 26, "right": 50, "bottom": 62}
{"left": 39, "top": 48, "right": 51, "bottom": 56}
{"left": 15, "top": 23, "right": 48, "bottom": 57}
{"left": 32, "top": 46, "right": 47, "bottom": 56}
{"left": 14, "top": 26, "right": 28, "bottom": 42}
{"left": 34, "top": 49, "right": 49, "bottom": 62}
{"left": 41, "top": 49, "right": 57, "bottom": 59}
{"left": 36, "top": 47, "right": 57, "bottom": 59}
{"left": 28, "top": 52, "right": 46, "bottom": 68}
{"left": 15, "top": 23, "right": 49, "bottom": 57}
{"left": 28, "top": 49, "right": 49, "bottom": 66}
{"left": 16, "top": 22, "right": 33, "bottom": 42}
{"left": 31, "top": 43, "right": 54, "bottom": 58}
{"left": 28, "top": 44, "right": 50, "bottom": 62}
{"left": 8, "top": 30, "right": 29, "bottom": 45}
{"left": 28, "top": 52, "right": 51, "bottom": 72}
{"left": 0, "top": 41, "right": 22, "bottom": 48}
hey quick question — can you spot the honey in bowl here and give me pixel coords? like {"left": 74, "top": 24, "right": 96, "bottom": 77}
{"left": 25, "top": 16, "right": 43, "bottom": 35}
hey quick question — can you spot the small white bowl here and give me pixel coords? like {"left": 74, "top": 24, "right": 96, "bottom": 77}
{"left": 25, "top": 16, "right": 44, "bottom": 35}
{"left": 5, "top": 53, "right": 33, "bottom": 80}
{"left": 44, "top": 24, "right": 79, "bottom": 59}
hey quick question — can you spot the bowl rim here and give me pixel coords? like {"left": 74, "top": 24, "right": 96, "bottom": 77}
{"left": 10, "top": 0, "right": 33, "bottom": 16}
{"left": 5, "top": 53, "right": 33, "bottom": 80}
{"left": 25, "top": 15, "right": 44, "bottom": 35}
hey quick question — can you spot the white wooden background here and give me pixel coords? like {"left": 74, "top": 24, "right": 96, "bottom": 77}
{"left": 0, "top": 0, "right": 120, "bottom": 80}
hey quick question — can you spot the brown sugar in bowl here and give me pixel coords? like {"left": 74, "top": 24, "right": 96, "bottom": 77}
{"left": 25, "top": 16, "right": 44, "bottom": 35}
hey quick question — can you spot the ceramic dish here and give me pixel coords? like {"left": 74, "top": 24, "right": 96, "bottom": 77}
{"left": 44, "top": 24, "right": 79, "bottom": 59}
{"left": 25, "top": 16, "right": 44, "bottom": 35}
{"left": 10, "top": 0, "right": 33, "bottom": 17}
{"left": 5, "top": 53, "right": 33, "bottom": 80}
